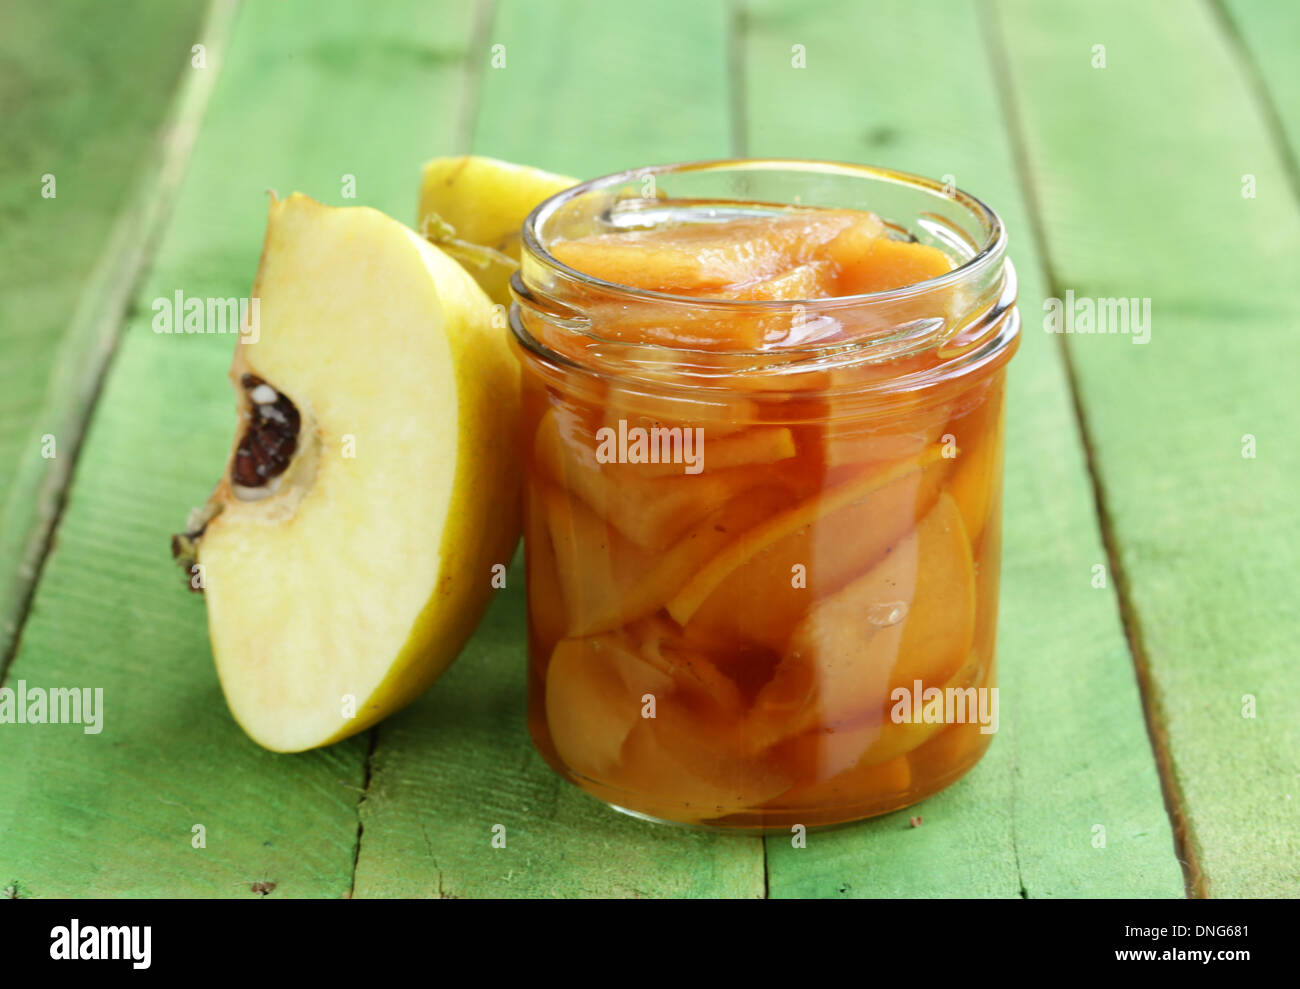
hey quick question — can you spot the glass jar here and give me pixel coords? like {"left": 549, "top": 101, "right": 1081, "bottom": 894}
{"left": 509, "top": 160, "right": 1019, "bottom": 831}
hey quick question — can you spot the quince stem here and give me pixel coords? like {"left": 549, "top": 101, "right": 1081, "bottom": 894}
{"left": 420, "top": 212, "right": 518, "bottom": 273}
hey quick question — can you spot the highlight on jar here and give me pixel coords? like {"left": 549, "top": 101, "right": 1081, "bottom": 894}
{"left": 510, "top": 160, "right": 1021, "bottom": 831}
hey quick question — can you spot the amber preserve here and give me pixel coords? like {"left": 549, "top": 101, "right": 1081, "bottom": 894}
{"left": 510, "top": 160, "right": 1021, "bottom": 830}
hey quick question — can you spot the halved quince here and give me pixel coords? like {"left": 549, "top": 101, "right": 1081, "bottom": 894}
{"left": 176, "top": 194, "right": 519, "bottom": 751}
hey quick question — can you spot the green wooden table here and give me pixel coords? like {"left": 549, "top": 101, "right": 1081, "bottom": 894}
{"left": 1, "top": 0, "right": 1295, "bottom": 899}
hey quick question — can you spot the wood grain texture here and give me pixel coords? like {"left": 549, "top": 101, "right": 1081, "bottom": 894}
{"left": 0, "top": 0, "right": 209, "bottom": 667}
{"left": 349, "top": 0, "right": 766, "bottom": 898}
{"left": 991, "top": 0, "right": 1300, "bottom": 897}
{"left": 741, "top": 0, "right": 1184, "bottom": 897}
{"left": 0, "top": 0, "right": 480, "bottom": 897}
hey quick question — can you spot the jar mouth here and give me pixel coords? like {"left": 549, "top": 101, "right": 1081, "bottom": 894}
{"left": 511, "top": 158, "right": 1019, "bottom": 396}
{"left": 523, "top": 158, "right": 1005, "bottom": 310}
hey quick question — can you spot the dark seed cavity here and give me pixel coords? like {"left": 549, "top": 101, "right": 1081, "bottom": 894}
{"left": 233, "top": 374, "right": 300, "bottom": 488}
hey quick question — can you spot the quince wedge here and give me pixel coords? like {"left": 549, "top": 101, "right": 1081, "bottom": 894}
{"left": 684, "top": 450, "right": 949, "bottom": 651}
{"left": 666, "top": 443, "right": 949, "bottom": 627}
{"left": 749, "top": 492, "right": 977, "bottom": 745}
{"left": 175, "top": 193, "right": 520, "bottom": 751}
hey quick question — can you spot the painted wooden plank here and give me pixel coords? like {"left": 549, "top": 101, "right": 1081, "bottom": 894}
{"left": 0, "top": 0, "right": 481, "bottom": 897}
{"left": 0, "top": 0, "right": 209, "bottom": 668}
{"left": 991, "top": 0, "right": 1300, "bottom": 897}
{"left": 463, "top": 0, "right": 737, "bottom": 177}
{"left": 1219, "top": 0, "right": 1300, "bottom": 178}
{"left": 348, "top": 0, "right": 765, "bottom": 898}
{"left": 741, "top": 0, "right": 1184, "bottom": 897}
{"left": 353, "top": 565, "right": 762, "bottom": 898}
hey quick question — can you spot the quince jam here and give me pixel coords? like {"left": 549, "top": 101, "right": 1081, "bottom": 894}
{"left": 512, "top": 176, "right": 1018, "bottom": 831}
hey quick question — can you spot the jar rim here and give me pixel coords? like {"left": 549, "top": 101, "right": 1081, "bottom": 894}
{"left": 520, "top": 158, "right": 1007, "bottom": 315}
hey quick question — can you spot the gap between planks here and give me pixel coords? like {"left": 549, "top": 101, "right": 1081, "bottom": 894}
{"left": 0, "top": 0, "right": 239, "bottom": 688}
{"left": 1207, "top": 0, "right": 1300, "bottom": 205}
{"left": 346, "top": 722, "right": 381, "bottom": 898}
{"left": 726, "top": 0, "right": 749, "bottom": 162}
{"left": 977, "top": 0, "right": 1201, "bottom": 898}
{"left": 345, "top": 0, "right": 496, "bottom": 898}
{"left": 452, "top": 0, "right": 499, "bottom": 165}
